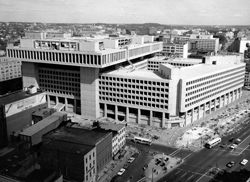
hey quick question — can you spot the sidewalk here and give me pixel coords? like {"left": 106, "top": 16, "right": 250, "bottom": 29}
{"left": 97, "top": 146, "right": 138, "bottom": 182}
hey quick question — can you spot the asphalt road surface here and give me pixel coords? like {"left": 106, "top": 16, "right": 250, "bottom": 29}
{"left": 158, "top": 119, "right": 250, "bottom": 182}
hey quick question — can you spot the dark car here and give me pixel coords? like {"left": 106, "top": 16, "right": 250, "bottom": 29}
{"left": 220, "top": 143, "right": 227, "bottom": 148}
{"left": 132, "top": 153, "right": 139, "bottom": 158}
{"left": 227, "top": 161, "right": 235, "bottom": 168}
{"left": 123, "top": 164, "right": 129, "bottom": 169}
{"left": 229, "top": 137, "right": 234, "bottom": 142}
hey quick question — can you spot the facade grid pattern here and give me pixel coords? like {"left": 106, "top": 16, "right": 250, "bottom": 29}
{"left": 0, "top": 58, "right": 21, "bottom": 81}
{"left": 38, "top": 68, "right": 80, "bottom": 97}
{"left": 99, "top": 75, "right": 169, "bottom": 110}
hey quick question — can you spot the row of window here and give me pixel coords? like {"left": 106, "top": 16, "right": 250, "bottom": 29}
{"left": 99, "top": 83, "right": 169, "bottom": 92}
{"left": 186, "top": 78, "right": 243, "bottom": 103}
{"left": 99, "top": 76, "right": 169, "bottom": 87}
{"left": 8, "top": 49, "right": 103, "bottom": 65}
{"left": 186, "top": 72, "right": 244, "bottom": 96}
{"left": 186, "top": 67, "right": 244, "bottom": 86}
{"left": 101, "top": 97, "right": 168, "bottom": 109}
{"left": 185, "top": 82, "right": 242, "bottom": 107}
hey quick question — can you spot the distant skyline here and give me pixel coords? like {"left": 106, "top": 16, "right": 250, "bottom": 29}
{"left": 0, "top": 0, "right": 250, "bottom": 25}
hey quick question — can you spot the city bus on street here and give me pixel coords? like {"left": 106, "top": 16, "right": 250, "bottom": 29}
{"left": 133, "top": 136, "right": 152, "bottom": 146}
{"left": 205, "top": 137, "right": 222, "bottom": 148}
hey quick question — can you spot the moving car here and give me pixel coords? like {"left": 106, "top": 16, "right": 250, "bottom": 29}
{"left": 227, "top": 161, "right": 235, "bottom": 168}
{"left": 230, "top": 144, "right": 238, "bottom": 149}
{"left": 240, "top": 159, "right": 248, "bottom": 166}
{"left": 117, "top": 168, "right": 126, "bottom": 176}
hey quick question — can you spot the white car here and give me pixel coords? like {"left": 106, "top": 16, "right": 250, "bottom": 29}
{"left": 230, "top": 144, "right": 238, "bottom": 149}
{"left": 240, "top": 159, "right": 248, "bottom": 165}
{"left": 117, "top": 168, "right": 126, "bottom": 176}
{"left": 127, "top": 157, "right": 135, "bottom": 163}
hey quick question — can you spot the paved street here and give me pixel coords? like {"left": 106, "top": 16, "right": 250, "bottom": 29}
{"left": 158, "top": 118, "right": 250, "bottom": 182}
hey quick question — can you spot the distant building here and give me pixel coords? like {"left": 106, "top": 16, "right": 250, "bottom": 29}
{"left": 0, "top": 87, "right": 47, "bottom": 149}
{"left": 41, "top": 127, "right": 112, "bottom": 182}
{"left": 0, "top": 57, "right": 22, "bottom": 82}
{"left": 188, "top": 34, "right": 219, "bottom": 52}
{"left": 162, "top": 43, "right": 188, "bottom": 58}
{"left": 0, "top": 57, "right": 22, "bottom": 95}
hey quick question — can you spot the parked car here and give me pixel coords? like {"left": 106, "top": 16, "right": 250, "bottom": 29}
{"left": 227, "top": 161, "right": 235, "bottom": 168}
{"left": 220, "top": 143, "right": 227, "bottom": 148}
{"left": 127, "top": 157, "right": 135, "bottom": 163}
{"left": 234, "top": 139, "right": 241, "bottom": 144}
{"left": 240, "top": 159, "right": 248, "bottom": 166}
{"left": 117, "top": 168, "right": 126, "bottom": 176}
{"left": 132, "top": 153, "right": 139, "bottom": 158}
{"left": 230, "top": 144, "right": 238, "bottom": 149}
{"left": 123, "top": 164, "right": 129, "bottom": 169}
{"left": 229, "top": 137, "right": 234, "bottom": 142}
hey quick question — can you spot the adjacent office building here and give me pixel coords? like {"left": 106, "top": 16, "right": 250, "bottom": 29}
{"left": 97, "top": 122, "right": 126, "bottom": 157}
{"left": 0, "top": 56, "right": 22, "bottom": 95}
{"left": 41, "top": 127, "right": 112, "bottom": 182}
{"left": 0, "top": 87, "right": 47, "bottom": 148}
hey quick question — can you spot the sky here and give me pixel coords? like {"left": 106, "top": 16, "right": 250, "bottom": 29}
{"left": 0, "top": 0, "right": 250, "bottom": 25}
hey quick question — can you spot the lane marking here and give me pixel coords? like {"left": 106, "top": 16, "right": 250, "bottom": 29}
{"left": 180, "top": 172, "right": 187, "bottom": 178}
{"left": 195, "top": 167, "right": 214, "bottom": 182}
{"left": 169, "top": 148, "right": 182, "bottom": 157}
{"left": 182, "top": 149, "right": 199, "bottom": 160}
{"left": 175, "top": 171, "right": 180, "bottom": 175}
{"left": 187, "top": 175, "right": 194, "bottom": 181}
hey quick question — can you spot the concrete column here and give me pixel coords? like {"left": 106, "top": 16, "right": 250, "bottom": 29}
{"left": 213, "top": 99, "right": 216, "bottom": 111}
{"left": 104, "top": 104, "right": 107, "bottom": 118}
{"left": 115, "top": 105, "right": 118, "bottom": 121}
{"left": 126, "top": 107, "right": 129, "bottom": 122}
{"left": 185, "top": 111, "right": 188, "bottom": 125}
{"left": 56, "top": 96, "right": 59, "bottom": 105}
{"left": 29, "top": 51, "right": 31, "bottom": 60}
{"left": 209, "top": 100, "right": 212, "bottom": 114}
{"left": 80, "top": 67, "right": 100, "bottom": 118}
{"left": 162, "top": 112, "right": 165, "bottom": 128}
{"left": 47, "top": 95, "right": 51, "bottom": 108}
{"left": 65, "top": 98, "right": 68, "bottom": 111}
{"left": 149, "top": 110, "right": 153, "bottom": 126}
{"left": 198, "top": 105, "right": 200, "bottom": 119}
{"left": 22, "top": 62, "right": 40, "bottom": 88}
{"left": 74, "top": 99, "right": 77, "bottom": 113}
{"left": 191, "top": 108, "right": 194, "bottom": 123}
{"left": 137, "top": 108, "right": 141, "bottom": 124}
{"left": 48, "top": 51, "right": 50, "bottom": 61}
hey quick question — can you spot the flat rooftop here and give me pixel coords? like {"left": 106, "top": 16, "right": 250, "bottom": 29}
{"left": 150, "top": 57, "right": 202, "bottom": 64}
{"left": 105, "top": 69, "right": 166, "bottom": 80}
{"left": 44, "top": 126, "right": 111, "bottom": 146}
{"left": 100, "top": 123, "right": 125, "bottom": 131}
{"left": 0, "top": 89, "right": 44, "bottom": 106}
{"left": 42, "top": 139, "right": 94, "bottom": 156}
{"left": 176, "top": 63, "right": 244, "bottom": 80}
{"left": 19, "top": 112, "right": 66, "bottom": 136}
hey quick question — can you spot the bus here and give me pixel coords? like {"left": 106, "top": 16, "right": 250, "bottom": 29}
{"left": 133, "top": 136, "right": 152, "bottom": 146}
{"left": 205, "top": 137, "right": 222, "bottom": 149}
